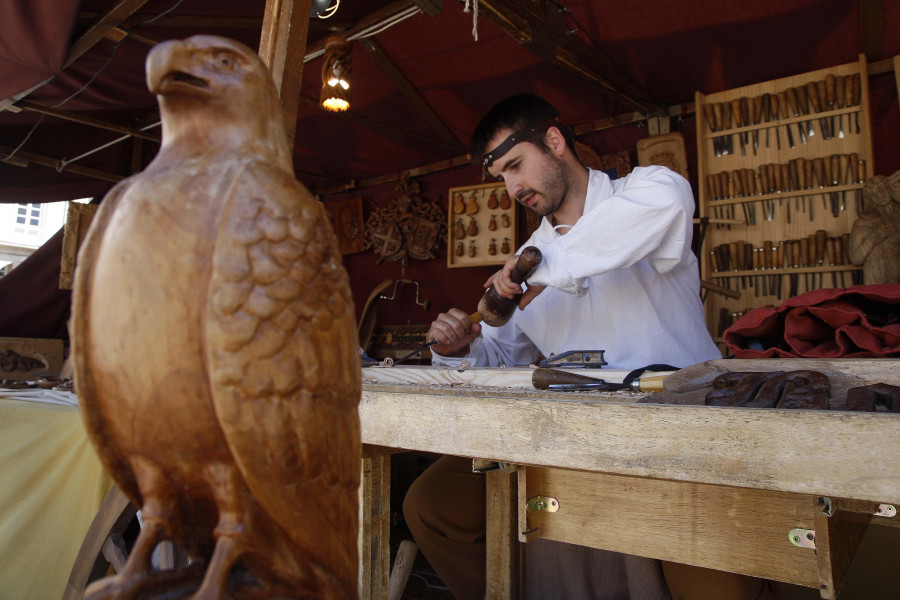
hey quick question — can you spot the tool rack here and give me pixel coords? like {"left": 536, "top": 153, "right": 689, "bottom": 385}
{"left": 695, "top": 55, "right": 874, "bottom": 351}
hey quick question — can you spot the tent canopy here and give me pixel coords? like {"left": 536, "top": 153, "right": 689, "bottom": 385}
{"left": 1, "top": 0, "right": 897, "bottom": 204}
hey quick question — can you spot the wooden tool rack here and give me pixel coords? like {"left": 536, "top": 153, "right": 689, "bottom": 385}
{"left": 695, "top": 56, "right": 874, "bottom": 350}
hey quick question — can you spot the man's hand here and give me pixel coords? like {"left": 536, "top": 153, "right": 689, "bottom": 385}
{"left": 484, "top": 254, "right": 547, "bottom": 310}
{"left": 428, "top": 308, "right": 482, "bottom": 357}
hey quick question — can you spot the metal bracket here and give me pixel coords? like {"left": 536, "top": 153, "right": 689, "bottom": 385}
{"left": 526, "top": 496, "right": 559, "bottom": 513}
{"left": 472, "top": 459, "right": 516, "bottom": 473}
{"left": 647, "top": 114, "right": 671, "bottom": 136}
{"left": 789, "top": 528, "right": 816, "bottom": 549}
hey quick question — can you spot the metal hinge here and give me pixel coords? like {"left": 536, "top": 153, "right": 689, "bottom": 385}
{"left": 526, "top": 496, "right": 559, "bottom": 513}
{"left": 789, "top": 528, "right": 816, "bottom": 549}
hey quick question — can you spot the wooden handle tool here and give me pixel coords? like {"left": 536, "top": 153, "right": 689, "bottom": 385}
{"left": 477, "top": 246, "right": 543, "bottom": 327}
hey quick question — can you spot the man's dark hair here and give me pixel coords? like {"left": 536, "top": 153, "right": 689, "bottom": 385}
{"left": 470, "top": 93, "right": 576, "bottom": 166}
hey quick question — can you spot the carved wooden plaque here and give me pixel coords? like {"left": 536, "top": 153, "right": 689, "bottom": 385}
{"left": 637, "top": 132, "right": 689, "bottom": 179}
{"left": 331, "top": 196, "right": 365, "bottom": 255}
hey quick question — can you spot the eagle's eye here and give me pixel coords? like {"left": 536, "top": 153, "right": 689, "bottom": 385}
{"left": 215, "top": 52, "right": 237, "bottom": 71}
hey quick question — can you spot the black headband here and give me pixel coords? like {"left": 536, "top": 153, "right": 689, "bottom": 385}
{"left": 480, "top": 117, "right": 561, "bottom": 168}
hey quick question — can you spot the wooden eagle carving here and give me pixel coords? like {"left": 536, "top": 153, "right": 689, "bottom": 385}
{"left": 71, "top": 36, "right": 361, "bottom": 599}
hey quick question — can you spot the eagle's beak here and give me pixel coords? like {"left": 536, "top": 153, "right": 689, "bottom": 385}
{"left": 146, "top": 40, "right": 211, "bottom": 97}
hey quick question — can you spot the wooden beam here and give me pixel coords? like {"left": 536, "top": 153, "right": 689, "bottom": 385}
{"left": 259, "top": 0, "right": 314, "bottom": 147}
{"left": 104, "top": 25, "right": 160, "bottom": 46}
{"left": 477, "top": 0, "right": 666, "bottom": 116}
{"left": 358, "top": 37, "right": 464, "bottom": 150}
{"left": 0, "top": 146, "right": 124, "bottom": 183}
{"left": 64, "top": 0, "right": 153, "bottom": 69}
{"left": 410, "top": 0, "right": 443, "bottom": 17}
{"left": 16, "top": 101, "right": 161, "bottom": 143}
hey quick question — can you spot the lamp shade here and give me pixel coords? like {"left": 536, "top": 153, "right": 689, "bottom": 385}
{"left": 320, "top": 36, "right": 351, "bottom": 111}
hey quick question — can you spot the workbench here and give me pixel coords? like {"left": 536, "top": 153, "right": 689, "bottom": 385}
{"left": 357, "top": 359, "right": 900, "bottom": 599}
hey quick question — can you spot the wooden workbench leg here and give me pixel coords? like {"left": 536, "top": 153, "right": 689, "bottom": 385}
{"left": 813, "top": 497, "right": 873, "bottom": 600}
{"left": 486, "top": 465, "right": 521, "bottom": 600}
{"left": 359, "top": 455, "right": 391, "bottom": 600}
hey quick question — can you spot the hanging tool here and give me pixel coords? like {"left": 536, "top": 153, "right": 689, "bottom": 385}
{"left": 720, "top": 101, "right": 734, "bottom": 155}
{"left": 795, "top": 84, "right": 815, "bottom": 139}
{"left": 768, "top": 92, "right": 781, "bottom": 149}
{"left": 806, "top": 80, "right": 828, "bottom": 139}
{"left": 825, "top": 73, "right": 837, "bottom": 138}
{"left": 751, "top": 94, "right": 763, "bottom": 154}
{"left": 778, "top": 91, "right": 796, "bottom": 147}
{"left": 835, "top": 74, "right": 846, "bottom": 138}
{"left": 784, "top": 87, "right": 807, "bottom": 144}
{"left": 704, "top": 103, "right": 721, "bottom": 157}
{"left": 731, "top": 98, "right": 746, "bottom": 156}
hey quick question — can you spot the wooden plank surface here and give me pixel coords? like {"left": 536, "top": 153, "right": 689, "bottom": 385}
{"left": 523, "top": 467, "right": 821, "bottom": 588}
{"left": 360, "top": 384, "right": 900, "bottom": 504}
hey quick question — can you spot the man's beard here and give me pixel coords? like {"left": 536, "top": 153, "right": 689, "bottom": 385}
{"left": 518, "top": 154, "right": 569, "bottom": 217}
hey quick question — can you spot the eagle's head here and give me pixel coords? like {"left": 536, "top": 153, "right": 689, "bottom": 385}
{"left": 145, "top": 35, "right": 291, "bottom": 167}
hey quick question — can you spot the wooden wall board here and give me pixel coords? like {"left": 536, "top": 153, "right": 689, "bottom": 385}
{"left": 637, "top": 132, "right": 688, "bottom": 179}
{"left": 695, "top": 56, "right": 873, "bottom": 350}
{"left": 522, "top": 467, "right": 821, "bottom": 587}
{"left": 447, "top": 181, "right": 517, "bottom": 268}
{"left": 359, "top": 390, "right": 900, "bottom": 504}
{"left": 60, "top": 202, "right": 98, "bottom": 290}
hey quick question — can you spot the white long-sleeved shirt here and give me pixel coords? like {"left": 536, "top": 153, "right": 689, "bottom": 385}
{"left": 433, "top": 165, "right": 721, "bottom": 370}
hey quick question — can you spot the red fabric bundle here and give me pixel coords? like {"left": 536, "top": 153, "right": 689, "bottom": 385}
{"left": 723, "top": 284, "right": 900, "bottom": 358}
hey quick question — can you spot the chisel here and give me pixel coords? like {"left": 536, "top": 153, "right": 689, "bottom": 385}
{"left": 531, "top": 368, "right": 671, "bottom": 392}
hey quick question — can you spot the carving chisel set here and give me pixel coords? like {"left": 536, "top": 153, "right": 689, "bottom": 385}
{"left": 703, "top": 73, "right": 862, "bottom": 157}
{"left": 708, "top": 231, "right": 862, "bottom": 301}
{"left": 705, "top": 152, "right": 866, "bottom": 225}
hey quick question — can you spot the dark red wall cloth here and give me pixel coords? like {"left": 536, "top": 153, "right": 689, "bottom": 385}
{"left": 0, "top": 228, "right": 71, "bottom": 340}
{"left": 723, "top": 284, "right": 900, "bottom": 358}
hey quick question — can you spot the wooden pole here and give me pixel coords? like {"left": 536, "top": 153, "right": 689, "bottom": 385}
{"left": 259, "top": 0, "right": 314, "bottom": 147}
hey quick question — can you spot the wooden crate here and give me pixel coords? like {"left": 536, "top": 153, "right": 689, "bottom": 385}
{"left": 696, "top": 55, "right": 873, "bottom": 351}
{"left": 447, "top": 181, "right": 518, "bottom": 268}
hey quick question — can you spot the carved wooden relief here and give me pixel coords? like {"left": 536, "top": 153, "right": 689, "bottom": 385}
{"left": 637, "top": 132, "right": 689, "bottom": 179}
{"left": 331, "top": 196, "right": 365, "bottom": 254}
{"left": 364, "top": 175, "right": 445, "bottom": 265}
